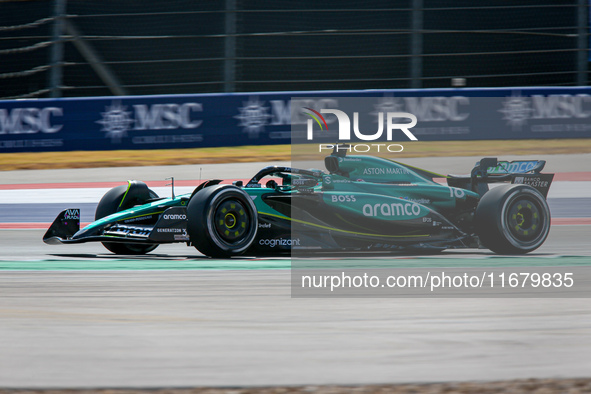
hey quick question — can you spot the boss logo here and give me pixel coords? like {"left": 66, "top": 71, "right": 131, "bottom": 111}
{"left": 331, "top": 194, "right": 357, "bottom": 203}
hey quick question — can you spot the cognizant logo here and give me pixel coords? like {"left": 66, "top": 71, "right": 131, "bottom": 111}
{"left": 259, "top": 238, "right": 301, "bottom": 247}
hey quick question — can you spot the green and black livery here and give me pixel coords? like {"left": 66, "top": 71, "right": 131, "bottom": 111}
{"left": 44, "top": 150, "right": 554, "bottom": 257}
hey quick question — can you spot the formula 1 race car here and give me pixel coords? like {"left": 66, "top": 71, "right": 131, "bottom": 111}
{"left": 43, "top": 150, "right": 554, "bottom": 257}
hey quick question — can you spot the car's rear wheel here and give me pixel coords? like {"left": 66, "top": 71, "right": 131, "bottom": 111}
{"left": 187, "top": 185, "right": 258, "bottom": 258}
{"left": 95, "top": 181, "right": 159, "bottom": 255}
{"left": 475, "top": 184, "right": 550, "bottom": 254}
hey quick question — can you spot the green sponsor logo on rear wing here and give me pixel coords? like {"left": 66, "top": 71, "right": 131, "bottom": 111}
{"left": 486, "top": 160, "right": 545, "bottom": 174}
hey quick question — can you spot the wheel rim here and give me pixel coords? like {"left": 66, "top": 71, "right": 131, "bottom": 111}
{"left": 506, "top": 197, "right": 544, "bottom": 242}
{"left": 213, "top": 198, "right": 251, "bottom": 244}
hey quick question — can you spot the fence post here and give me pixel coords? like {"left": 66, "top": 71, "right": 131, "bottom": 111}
{"left": 409, "top": 0, "right": 423, "bottom": 89}
{"left": 48, "top": 0, "right": 67, "bottom": 98}
{"left": 64, "top": 20, "right": 128, "bottom": 96}
{"left": 577, "top": 0, "right": 588, "bottom": 86}
{"left": 224, "top": 0, "right": 237, "bottom": 92}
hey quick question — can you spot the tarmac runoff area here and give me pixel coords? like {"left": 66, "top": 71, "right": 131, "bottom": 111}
{"left": 0, "top": 154, "right": 590, "bottom": 389}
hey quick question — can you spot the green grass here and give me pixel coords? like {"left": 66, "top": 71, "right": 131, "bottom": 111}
{"left": 1, "top": 139, "right": 589, "bottom": 171}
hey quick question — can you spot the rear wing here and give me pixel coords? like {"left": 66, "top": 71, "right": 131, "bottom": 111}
{"left": 480, "top": 159, "right": 546, "bottom": 175}
{"left": 448, "top": 158, "right": 554, "bottom": 198}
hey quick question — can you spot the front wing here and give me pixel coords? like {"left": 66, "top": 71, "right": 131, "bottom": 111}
{"left": 43, "top": 207, "right": 190, "bottom": 245}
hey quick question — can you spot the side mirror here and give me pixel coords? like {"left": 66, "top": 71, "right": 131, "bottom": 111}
{"left": 325, "top": 156, "right": 339, "bottom": 173}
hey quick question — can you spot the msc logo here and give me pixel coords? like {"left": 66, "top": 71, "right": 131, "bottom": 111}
{"left": 0, "top": 107, "right": 63, "bottom": 134}
{"left": 499, "top": 93, "right": 591, "bottom": 130}
{"left": 331, "top": 194, "right": 357, "bottom": 203}
{"left": 306, "top": 109, "right": 418, "bottom": 141}
{"left": 64, "top": 209, "right": 80, "bottom": 220}
{"left": 362, "top": 202, "right": 421, "bottom": 217}
{"left": 373, "top": 96, "right": 470, "bottom": 122}
{"left": 96, "top": 101, "right": 203, "bottom": 143}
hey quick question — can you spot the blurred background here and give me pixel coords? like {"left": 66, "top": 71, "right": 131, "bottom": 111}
{"left": 1, "top": 3, "right": 591, "bottom": 391}
{"left": 1, "top": 0, "right": 589, "bottom": 99}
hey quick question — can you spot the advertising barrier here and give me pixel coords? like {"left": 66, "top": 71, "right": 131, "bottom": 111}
{"left": 1, "top": 87, "right": 591, "bottom": 153}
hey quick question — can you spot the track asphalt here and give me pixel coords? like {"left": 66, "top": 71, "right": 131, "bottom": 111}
{"left": 0, "top": 154, "right": 590, "bottom": 388}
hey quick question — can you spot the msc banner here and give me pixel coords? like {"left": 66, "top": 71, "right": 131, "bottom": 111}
{"left": 1, "top": 87, "right": 591, "bottom": 152}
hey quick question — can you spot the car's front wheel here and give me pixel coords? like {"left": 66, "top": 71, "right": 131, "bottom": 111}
{"left": 187, "top": 185, "right": 258, "bottom": 258}
{"left": 475, "top": 184, "right": 550, "bottom": 254}
{"left": 95, "top": 181, "right": 160, "bottom": 255}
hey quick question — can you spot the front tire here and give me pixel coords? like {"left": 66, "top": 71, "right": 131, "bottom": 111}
{"left": 187, "top": 185, "right": 258, "bottom": 258}
{"left": 475, "top": 184, "right": 550, "bottom": 254}
{"left": 95, "top": 182, "right": 159, "bottom": 255}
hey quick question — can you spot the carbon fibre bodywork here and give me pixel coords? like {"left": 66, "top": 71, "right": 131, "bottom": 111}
{"left": 43, "top": 152, "right": 554, "bottom": 256}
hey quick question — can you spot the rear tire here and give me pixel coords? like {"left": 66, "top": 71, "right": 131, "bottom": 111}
{"left": 187, "top": 185, "right": 258, "bottom": 258}
{"left": 475, "top": 184, "right": 550, "bottom": 254}
{"left": 95, "top": 182, "right": 159, "bottom": 255}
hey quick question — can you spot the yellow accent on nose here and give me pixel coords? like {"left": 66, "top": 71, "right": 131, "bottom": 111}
{"left": 224, "top": 230, "right": 230, "bottom": 236}
{"left": 230, "top": 203, "right": 236, "bottom": 209}
{"left": 523, "top": 230, "right": 529, "bottom": 235}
